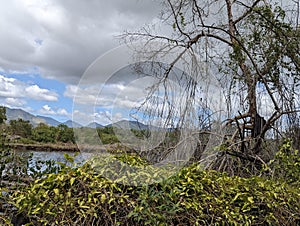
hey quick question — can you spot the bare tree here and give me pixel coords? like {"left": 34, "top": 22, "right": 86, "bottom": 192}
{"left": 121, "top": 0, "right": 300, "bottom": 174}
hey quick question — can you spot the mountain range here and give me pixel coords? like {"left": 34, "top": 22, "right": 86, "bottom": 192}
{"left": 106, "top": 120, "right": 153, "bottom": 130}
{"left": 4, "top": 107, "right": 152, "bottom": 130}
{"left": 5, "top": 107, "right": 82, "bottom": 128}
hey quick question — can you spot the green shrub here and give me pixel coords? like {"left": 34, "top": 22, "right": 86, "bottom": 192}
{"left": 12, "top": 151, "right": 300, "bottom": 225}
{"left": 13, "top": 161, "right": 138, "bottom": 225}
{"left": 263, "top": 140, "right": 300, "bottom": 186}
{"left": 32, "top": 123, "right": 57, "bottom": 143}
{"left": 130, "top": 165, "right": 299, "bottom": 225}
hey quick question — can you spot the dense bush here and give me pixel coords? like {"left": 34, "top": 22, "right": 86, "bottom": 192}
{"left": 11, "top": 146, "right": 300, "bottom": 226}
{"left": 9, "top": 119, "right": 33, "bottom": 139}
{"left": 263, "top": 140, "right": 300, "bottom": 186}
{"left": 5, "top": 119, "right": 75, "bottom": 145}
{"left": 12, "top": 160, "right": 138, "bottom": 225}
{"left": 56, "top": 124, "right": 75, "bottom": 143}
{"left": 31, "top": 123, "right": 75, "bottom": 144}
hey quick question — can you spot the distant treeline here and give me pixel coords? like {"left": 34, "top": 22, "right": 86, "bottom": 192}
{"left": 5, "top": 118, "right": 173, "bottom": 146}
{"left": 7, "top": 118, "right": 76, "bottom": 144}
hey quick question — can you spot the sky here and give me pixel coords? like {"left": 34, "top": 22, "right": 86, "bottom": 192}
{"left": 0, "top": 0, "right": 298, "bottom": 126}
{"left": 0, "top": 0, "right": 163, "bottom": 125}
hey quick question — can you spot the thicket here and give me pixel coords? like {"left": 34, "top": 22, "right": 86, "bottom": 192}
{"left": 0, "top": 105, "right": 299, "bottom": 225}
{"left": 76, "top": 126, "right": 156, "bottom": 145}
{"left": 0, "top": 141, "right": 297, "bottom": 226}
{"left": 5, "top": 119, "right": 75, "bottom": 144}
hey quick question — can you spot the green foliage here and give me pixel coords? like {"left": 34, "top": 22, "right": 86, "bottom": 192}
{"left": 30, "top": 123, "right": 75, "bottom": 144}
{"left": 0, "top": 109, "right": 34, "bottom": 225}
{"left": 74, "top": 126, "right": 120, "bottom": 145}
{"left": 56, "top": 124, "right": 75, "bottom": 143}
{"left": 130, "top": 129, "right": 151, "bottom": 139}
{"left": 32, "top": 123, "right": 57, "bottom": 143}
{"left": 12, "top": 150, "right": 300, "bottom": 225}
{"left": 245, "top": 4, "right": 298, "bottom": 81}
{"left": 13, "top": 161, "right": 137, "bottom": 225}
{"left": 89, "top": 152, "right": 173, "bottom": 186}
{"left": 97, "top": 127, "right": 119, "bottom": 144}
{"left": 0, "top": 214, "right": 12, "bottom": 226}
{"left": 32, "top": 123, "right": 74, "bottom": 144}
{"left": 9, "top": 119, "right": 32, "bottom": 139}
{"left": 131, "top": 166, "right": 299, "bottom": 225}
{"left": 96, "top": 127, "right": 159, "bottom": 145}
{"left": 74, "top": 127, "right": 99, "bottom": 145}
{"left": 1, "top": 120, "right": 30, "bottom": 180}
{"left": 263, "top": 140, "right": 300, "bottom": 186}
{"left": 6, "top": 119, "right": 75, "bottom": 144}
{"left": 285, "top": 126, "right": 300, "bottom": 150}
{"left": 0, "top": 106, "right": 6, "bottom": 125}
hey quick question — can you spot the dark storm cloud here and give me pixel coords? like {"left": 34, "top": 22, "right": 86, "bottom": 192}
{"left": 0, "top": 0, "right": 161, "bottom": 83}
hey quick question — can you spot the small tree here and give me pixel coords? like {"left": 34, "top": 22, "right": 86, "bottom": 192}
{"left": 9, "top": 119, "right": 32, "bottom": 139}
{"left": 123, "top": 0, "right": 300, "bottom": 173}
{"left": 0, "top": 106, "right": 6, "bottom": 125}
{"left": 32, "top": 123, "right": 56, "bottom": 143}
{"left": 56, "top": 124, "right": 75, "bottom": 143}
{"left": 0, "top": 106, "right": 7, "bottom": 151}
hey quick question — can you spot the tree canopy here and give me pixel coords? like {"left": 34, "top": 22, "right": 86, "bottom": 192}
{"left": 122, "top": 0, "right": 300, "bottom": 171}
{"left": 0, "top": 106, "right": 6, "bottom": 125}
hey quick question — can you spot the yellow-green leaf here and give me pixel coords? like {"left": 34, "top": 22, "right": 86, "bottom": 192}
{"left": 53, "top": 188, "right": 59, "bottom": 195}
{"left": 70, "top": 177, "right": 75, "bottom": 186}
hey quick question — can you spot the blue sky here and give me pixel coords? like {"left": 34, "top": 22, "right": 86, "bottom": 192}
{"left": 0, "top": 72, "right": 72, "bottom": 122}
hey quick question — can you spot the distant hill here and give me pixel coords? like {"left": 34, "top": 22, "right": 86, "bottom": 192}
{"left": 36, "top": 115, "right": 61, "bottom": 127}
{"left": 6, "top": 108, "right": 35, "bottom": 122}
{"left": 86, "top": 122, "right": 104, "bottom": 128}
{"left": 5, "top": 107, "right": 160, "bottom": 130}
{"left": 5, "top": 107, "right": 81, "bottom": 128}
{"left": 5, "top": 108, "right": 56, "bottom": 126}
{"left": 63, "top": 120, "right": 82, "bottom": 128}
{"left": 106, "top": 120, "right": 150, "bottom": 130}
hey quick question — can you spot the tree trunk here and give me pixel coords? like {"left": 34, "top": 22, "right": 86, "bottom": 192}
{"left": 226, "top": 0, "right": 262, "bottom": 153}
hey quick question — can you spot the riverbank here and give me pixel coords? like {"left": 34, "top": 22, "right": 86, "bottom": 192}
{"left": 7, "top": 142, "right": 134, "bottom": 153}
{"left": 8, "top": 143, "right": 80, "bottom": 152}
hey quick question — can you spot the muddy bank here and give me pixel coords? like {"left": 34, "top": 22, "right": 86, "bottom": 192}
{"left": 7, "top": 143, "right": 132, "bottom": 153}
{"left": 8, "top": 143, "right": 80, "bottom": 152}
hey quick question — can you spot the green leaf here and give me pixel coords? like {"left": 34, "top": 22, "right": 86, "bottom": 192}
{"left": 247, "top": 196, "right": 254, "bottom": 204}
{"left": 53, "top": 188, "right": 59, "bottom": 195}
{"left": 70, "top": 177, "right": 75, "bottom": 186}
{"left": 100, "top": 194, "right": 106, "bottom": 203}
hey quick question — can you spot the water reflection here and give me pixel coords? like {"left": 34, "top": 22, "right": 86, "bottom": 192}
{"left": 17, "top": 151, "right": 93, "bottom": 173}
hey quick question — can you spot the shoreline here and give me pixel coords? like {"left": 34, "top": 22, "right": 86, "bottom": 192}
{"left": 7, "top": 143, "right": 80, "bottom": 152}
{"left": 6, "top": 142, "right": 132, "bottom": 153}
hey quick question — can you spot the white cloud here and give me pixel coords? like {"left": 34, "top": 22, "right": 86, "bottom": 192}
{"left": 66, "top": 75, "right": 157, "bottom": 111}
{"left": 0, "top": 74, "right": 59, "bottom": 104}
{"left": 25, "top": 85, "right": 58, "bottom": 101}
{"left": 39, "top": 104, "right": 69, "bottom": 116}
{"left": 72, "top": 110, "right": 93, "bottom": 125}
{"left": 64, "top": 85, "right": 98, "bottom": 105}
{"left": 57, "top": 108, "right": 68, "bottom": 116}
{"left": 112, "top": 112, "right": 125, "bottom": 122}
{"left": 73, "top": 108, "right": 126, "bottom": 126}
{"left": 0, "top": 75, "right": 23, "bottom": 98}
{"left": 40, "top": 104, "right": 56, "bottom": 115}
{"left": 69, "top": 74, "right": 220, "bottom": 126}
{"left": 5, "top": 97, "right": 26, "bottom": 107}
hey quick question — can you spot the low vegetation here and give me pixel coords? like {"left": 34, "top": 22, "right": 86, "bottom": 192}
{"left": 0, "top": 105, "right": 300, "bottom": 225}
{"left": 5, "top": 117, "right": 154, "bottom": 147}
{"left": 7, "top": 119, "right": 75, "bottom": 145}
{"left": 1, "top": 143, "right": 298, "bottom": 225}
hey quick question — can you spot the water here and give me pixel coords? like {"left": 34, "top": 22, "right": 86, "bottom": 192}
{"left": 16, "top": 150, "right": 94, "bottom": 173}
